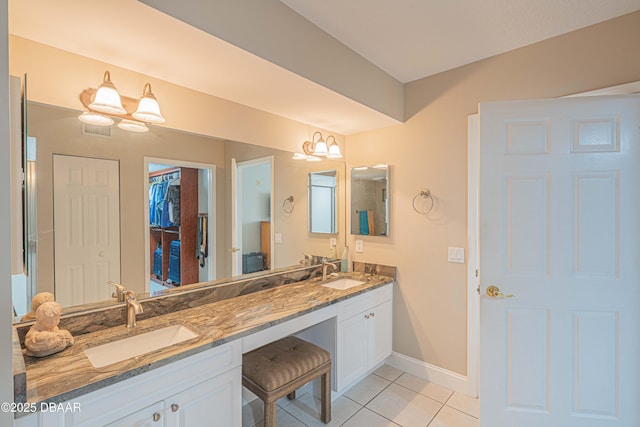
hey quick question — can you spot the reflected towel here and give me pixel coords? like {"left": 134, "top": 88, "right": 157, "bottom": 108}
{"left": 359, "top": 211, "right": 369, "bottom": 235}
{"left": 367, "top": 210, "right": 374, "bottom": 236}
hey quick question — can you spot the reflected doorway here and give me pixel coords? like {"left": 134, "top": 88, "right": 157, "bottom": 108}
{"left": 231, "top": 156, "right": 274, "bottom": 276}
{"left": 144, "top": 158, "right": 216, "bottom": 294}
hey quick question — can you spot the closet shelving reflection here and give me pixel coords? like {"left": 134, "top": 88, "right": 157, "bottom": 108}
{"left": 149, "top": 167, "right": 199, "bottom": 287}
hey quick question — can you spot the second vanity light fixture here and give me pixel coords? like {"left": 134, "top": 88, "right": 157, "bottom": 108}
{"left": 78, "top": 71, "right": 166, "bottom": 133}
{"left": 296, "top": 131, "right": 343, "bottom": 161}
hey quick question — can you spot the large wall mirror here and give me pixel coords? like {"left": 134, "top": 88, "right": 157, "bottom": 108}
{"left": 11, "top": 97, "right": 345, "bottom": 323}
{"left": 308, "top": 170, "right": 337, "bottom": 234}
{"left": 350, "top": 164, "right": 389, "bottom": 237}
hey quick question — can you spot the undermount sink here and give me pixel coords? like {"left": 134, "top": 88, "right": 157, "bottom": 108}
{"left": 84, "top": 324, "right": 199, "bottom": 368}
{"left": 321, "top": 278, "right": 366, "bottom": 291}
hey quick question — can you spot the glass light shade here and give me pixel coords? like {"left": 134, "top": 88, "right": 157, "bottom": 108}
{"left": 305, "top": 155, "right": 321, "bottom": 162}
{"left": 292, "top": 153, "right": 307, "bottom": 160}
{"left": 132, "top": 84, "right": 165, "bottom": 124}
{"left": 89, "top": 72, "right": 126, "bottom": 115}
{"left": 78, "top": 111, "right": 114, "bottom": 126}
{"left": 326, "top": 143, "right": 343, "bottom": 159}
{"left": 313, "top": 141, "right": 328, "bottom": 156}
{"left": 117, "top": 119, "right": 148, "bottom": 133}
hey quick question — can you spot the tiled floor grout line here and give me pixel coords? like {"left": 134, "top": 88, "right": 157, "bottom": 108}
{"left": 425, "top": 401, "right": 447, "bottom": 427}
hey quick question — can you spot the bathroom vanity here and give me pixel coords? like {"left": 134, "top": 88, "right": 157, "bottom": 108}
{"left": 14, "top": 270, "right": 394, "bottom": 427}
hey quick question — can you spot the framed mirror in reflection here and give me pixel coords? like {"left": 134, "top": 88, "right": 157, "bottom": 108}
{"left": 11, "top": 99, "right": 346, "bottom": 323}
{"left": 350, "top": 164, "right": 389, "bottom": 237}
{"left": 308, "top": 170, "right": 338, "bottom": 234}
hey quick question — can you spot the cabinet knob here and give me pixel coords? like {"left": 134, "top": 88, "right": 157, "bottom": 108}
{"left": 364, "top": 314, "right": 370, "bottom": 319}
{"left": 152, "top": 412, "right": 161, "bottom": 422}
{"left": 370, "top": 312, "right": 375, "bottom": 317}
{"left": 171, "top": 403, "right": 180, "bottom": 412}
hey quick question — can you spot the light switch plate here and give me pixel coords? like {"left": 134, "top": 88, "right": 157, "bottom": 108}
{"left": 448, "top": 247, "right": 465, "bottom": 263}
{"left": 355, "top": 239, "right": 364, "bottom": 253}
{"left": 329, "top": 237, "right": 337, "bottom": 248}
{"left": 275, "top": 233, "right": 282, "bottom": 244}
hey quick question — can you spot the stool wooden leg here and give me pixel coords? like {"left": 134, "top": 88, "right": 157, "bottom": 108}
{"left": 287, "top": 391, "right": 296, "bottom": 400}
{"left": 264, "top": 401, "right": 277, "bottom": 427}
{"left": 321, "top": 371, "right": 331, "bottom": 423}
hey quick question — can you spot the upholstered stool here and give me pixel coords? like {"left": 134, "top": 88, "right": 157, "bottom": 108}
{"left": 242, "top": 336, "right": 331, "bottom": 427}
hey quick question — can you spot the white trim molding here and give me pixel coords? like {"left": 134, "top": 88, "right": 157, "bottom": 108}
{"left": 385, "top": 352, "right": 473, "bottom": 396}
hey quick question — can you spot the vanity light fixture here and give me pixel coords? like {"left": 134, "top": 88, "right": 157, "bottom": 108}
{"left": 79, "top": 71, "right": 166, "bottom": 132}
{"left": 325, "top": 135, "right": 343, "bottom": 159}
{"left": 88, "top": 71, "right": 127, "bottom": 115}
{"left": 300, "top": 131, "right": 342, "bottom": 160}
{"left": 132, "top": 83, "right": 165, "bottom": 124}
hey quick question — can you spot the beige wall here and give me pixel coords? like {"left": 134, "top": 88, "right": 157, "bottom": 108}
{"left": 345, "top": 11, "right": 640, "bottom": 375}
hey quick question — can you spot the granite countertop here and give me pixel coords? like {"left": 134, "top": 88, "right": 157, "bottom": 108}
{"left": 18, "top": 272, "right": 393, "bottom": 407}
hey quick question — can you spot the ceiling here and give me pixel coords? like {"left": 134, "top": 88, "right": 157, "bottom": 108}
{"left": 9, "top": 0, "right": 640, "bottom": 135}
{"left": 280, "top": 0, "right": 640, "bottom": 83}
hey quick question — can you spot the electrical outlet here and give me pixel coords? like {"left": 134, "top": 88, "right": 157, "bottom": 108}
{"left": 275, "top": 233, "right": 282, "bottom": 244}
{"left": 329, "top": 237, "right": 337, "bottom": 248}
{"left": 355, "top": 239, "right": 364, "bottom": 253}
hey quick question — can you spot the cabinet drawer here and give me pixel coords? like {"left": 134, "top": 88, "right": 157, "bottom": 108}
{"left": 338, "top": 283, "right": 393, "bottom": 320}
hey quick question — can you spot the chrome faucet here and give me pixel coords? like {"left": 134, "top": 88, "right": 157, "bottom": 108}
{"left": 108, "top": 281, "right": 127, "bottom": 302}
{"left": 322, "top": 259, "right": 336, "bottom": 280}
{"left": 123, "top": 290, "right": 143, "bottom": 328}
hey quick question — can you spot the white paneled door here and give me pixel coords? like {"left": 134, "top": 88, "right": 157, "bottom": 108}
{"left": 53, "top": 155, "right": 120, "bottom": 307}
{"left": 479, "top": 95, "right": 639, "bottom": 427}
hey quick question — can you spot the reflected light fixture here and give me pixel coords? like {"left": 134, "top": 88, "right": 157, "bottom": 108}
{"left": 300, "top": 131, "right": 342, "bottom": 160}
{"left": 78, "top": 111, "right": 114, "bottom": 126}
{"left": 117, "top": 119, "right": 149, "bottom": 133}
{"left": 79, "top": 71, "right": 166, "bottom": 133}
{"left": 88, "top": 71, "right": 127, "bottom": 115}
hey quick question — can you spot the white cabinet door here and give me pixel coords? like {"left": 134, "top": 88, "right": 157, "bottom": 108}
{"left": 369, "top": 300, "right": 392, "bottom": 367}
{"left": 337, "top": 287, "right": 394, "bottom": 392}
{"left": 168, "top": 367, "right": 241, "bottom": 427}
{"left": 106, "top": 402, "right": 164, "bottom": 427}
{"left": 337, "top": 311, "right": 369, "bottom": 390}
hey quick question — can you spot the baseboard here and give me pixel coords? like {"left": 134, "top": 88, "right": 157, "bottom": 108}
{"left": 385, "top": 352, "right": 476, "bottom": 397}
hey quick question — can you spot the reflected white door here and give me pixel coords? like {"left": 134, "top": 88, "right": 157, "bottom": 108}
{"left": 53, "top": 155, "right": 120, "bottom": 307}
{"left": 479, "top": 95, "right": 640, "bottom": 426}
{"left": 230, "top": 158, "right": 242, "bottom": 276}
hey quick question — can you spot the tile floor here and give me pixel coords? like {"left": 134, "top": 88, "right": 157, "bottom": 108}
{"left": 242, "top": 364, "right": 480, "bottom": 427}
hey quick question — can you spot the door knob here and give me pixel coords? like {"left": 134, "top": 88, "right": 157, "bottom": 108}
{"left": 229, "top": 247, "right": 240, "bottom": 253}
{"left": 486, "top": 285, "right": 514, "bottom": 298}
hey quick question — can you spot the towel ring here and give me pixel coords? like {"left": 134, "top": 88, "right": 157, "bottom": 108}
{"left": 283, "top": 196, "right": 295, "bottom": 214}
{"left": 412, "top": 189, "right": 434, "bottom": 214}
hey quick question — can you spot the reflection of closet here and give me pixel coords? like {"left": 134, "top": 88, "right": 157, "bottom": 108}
{"left": 149, "top": 167, "right": 198, "bottom": 286}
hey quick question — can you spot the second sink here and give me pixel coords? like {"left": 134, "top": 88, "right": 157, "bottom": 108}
{"left": 321, "top": 278, "right": 366, "bottom": 291}
{"left": 85, "top": 324, "right": 199, "bottom": 368}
